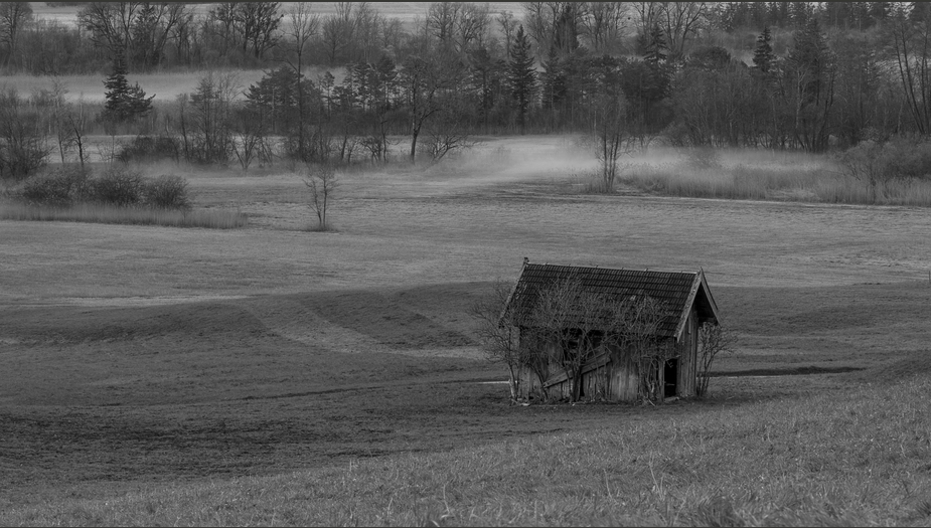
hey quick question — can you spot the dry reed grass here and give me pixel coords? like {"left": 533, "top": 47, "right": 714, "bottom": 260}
{"left": 619, "top": 149, "right": 931, "bottom": 206}
{"left": 0, "top": 202, "right": 246, "bottom": 229}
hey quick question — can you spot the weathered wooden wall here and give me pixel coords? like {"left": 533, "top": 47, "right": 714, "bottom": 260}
{"left": 517, "top": 319, "right": 701, "bottom": 402}
{"left": 677, "top": 305, "right": 699, "bottom": 398}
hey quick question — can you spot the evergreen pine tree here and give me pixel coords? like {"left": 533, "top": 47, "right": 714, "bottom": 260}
{"left": 103, "top": 55, "right": 131, "bottom": 119}
{"left": 644, "top": 24, "right": 667, "bottom": 66}
{"left": 102, "top": 55, "right": 154, "bottom": 124}
{"left": 752, "top": 27, "right": 775, "bottom": 74}
{"left": 541, "top": 45, "right": 566, "bottom": 112}
{"left": 508, "top": 25, "right": 536, "bottom": 134}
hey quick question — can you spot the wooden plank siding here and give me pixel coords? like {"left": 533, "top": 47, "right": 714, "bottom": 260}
{"left": 677, "top": 305, "right": 700, "bottom": 398}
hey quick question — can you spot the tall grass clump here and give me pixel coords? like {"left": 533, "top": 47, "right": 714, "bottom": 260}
{"left": 0, "top": 202, "right": 245, "bottom": 229}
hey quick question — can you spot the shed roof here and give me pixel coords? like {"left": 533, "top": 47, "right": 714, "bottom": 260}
{"left": 504, "top": 261, "right": 720, "bottom": 340}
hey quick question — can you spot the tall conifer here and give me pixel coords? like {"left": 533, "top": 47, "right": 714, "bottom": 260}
{"left": 752, "top": 27, "right": 775, "bottom": 74}
{"left": 102, "top": 55, "right": 154, "bottom": 124}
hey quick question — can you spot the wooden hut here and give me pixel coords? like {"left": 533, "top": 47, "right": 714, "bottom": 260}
{"left": 504, "top": 260, "right": 720, "bottom": 403}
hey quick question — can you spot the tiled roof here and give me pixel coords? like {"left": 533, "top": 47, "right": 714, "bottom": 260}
{"left": 506, "top": 262, "right": 711, "bottom": 338}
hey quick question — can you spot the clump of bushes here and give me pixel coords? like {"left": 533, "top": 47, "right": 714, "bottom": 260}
{"left": 143, "top": 174, "right": 190, "bottom": 209}
{"left": 90, "top": 168, "right": 146, "bottom": 207}
{"left": 15, "top": 165, "right": 191, "bottom": 210}
{"left": 116, "top": 136, "right": 181, "bottom": 164}
{"left": 20, "top": 165, "right": 91, "bottom": 207}
{"left": 839, "top": 137, "right": 931, "bottom": 183}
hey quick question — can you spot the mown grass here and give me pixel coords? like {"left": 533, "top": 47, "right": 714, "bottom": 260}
{"left": 618, "top": 149, "right": 931, "bottom": 206}
{"left": 4, "top": 371, "right": 930, "bottom": 526}
{"left": 0, "top": 202, "right": 246, "bottom": 229}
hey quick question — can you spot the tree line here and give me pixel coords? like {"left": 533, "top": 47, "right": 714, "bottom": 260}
{"left": 5, "top": 2, "right": 931, "bottom": 182}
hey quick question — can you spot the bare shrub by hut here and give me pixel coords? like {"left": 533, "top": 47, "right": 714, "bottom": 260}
{"left": 501, "top": 260, "right": 720, "bottom": 403}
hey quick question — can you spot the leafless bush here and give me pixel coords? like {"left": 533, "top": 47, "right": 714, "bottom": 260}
{"left": 527, "top": 276, "right": 614, "bottom": 402}
{"left": 360, "top": 135, "right": 393, "bottom": 164}
{"left": 87, "top": 167, "right": 146, "bottom": 207}
{"left": 116, "top": 135, "right": 181, "bottom": 164}
{"left": 696, "top": 323, "right": 736, "bottom": 398}
{"left": 0, "top": 88, "right": 52, "bottom": 181}
{"left": 143, "top": 175, "right": 190, "bottom": 210}
{"left": 838, "top": 137, "right": 931, "bottom": 202}
{"left": 592, "top": 91, "right": 635, "bottom": 193}
{"left": 608, "top": 295, "right": 676, "bottom": 403}
{"left": 20, "top": 165, "right": 91, "bottom": 206}
{"left": 302, "top": 163, "right": 338, "bottom": 231}
{"left": 234, "top": 129, "right": 263, "bottom": 170}
{"left": 19, "top": 167, "right": 191, "bottom": 211}
{"left": 425, "top": 127, "right": 476, "bottom": 163}
{"left": 469, "top": 281, "right": 526, "bottom": 403}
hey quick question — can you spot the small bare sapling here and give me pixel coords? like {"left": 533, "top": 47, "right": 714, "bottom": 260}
{"left": 696, "top": 323, "right": 736, "bottom": 398}
{"left": 302, "top": 163, "right": 338, "bottom": 231}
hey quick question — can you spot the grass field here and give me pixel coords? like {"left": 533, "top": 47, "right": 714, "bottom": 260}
{"left": 2, "top": 136, "right": 931, "bottom": 525}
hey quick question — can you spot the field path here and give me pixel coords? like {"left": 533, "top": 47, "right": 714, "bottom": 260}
{"left": 239, "top": 294, "right": 483, "bottom": 360}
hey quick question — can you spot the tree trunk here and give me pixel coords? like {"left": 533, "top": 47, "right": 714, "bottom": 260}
{"left": 410, "top": 123, "right": 419, "bottom": 162}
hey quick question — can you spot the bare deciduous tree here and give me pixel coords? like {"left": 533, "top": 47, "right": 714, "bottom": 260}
{"left": 78, "top": 2, "right": 188, "bottom": 71}
{"left": 580, "top": 1, "right": 628, "bottom": 54}
{"left": 889, "top": 6, "right": 931, "bottom": 136}
{"left": 695, "top": 322, "right": 735, "bottom": 398}
{"left": 469, "top": 281, "right": 527, "bottom": 403}
{"left": 592, "top": 91, "right": 633, "bottom": 192}
{"left": 287, "top": 2, "right": 319, "bottom": 163}
{"left": 659, "top": 1, "right": 707, "bottom": 59}
{"left": 179, "top": 71, "right": 239, "bottom": 164}
{"left": 0, "top": 88, "right": 52, "bottom": 181}
{"left": 608, "top": 295, "right": 675, "bottom": 403}
{"left": 321, "top": 2, "right": 355, "bottom": 65}
{"left": 0, "top": 2, "right": 31, "bottom": 65}
{"left": 236, "top": 1, "right": 282, "bottom": 59}
{"left": 233, "top": 111, "right": 263, "bottom": 171}
{"left": 425, "top": 106, "right": 477, "bottom": 163}
{"left": 302, "top": 163, "right": 338, "bottom": 231}
{"left": 400, "top": 46, "right": 464, "bottom": 161}
{"left": 66, "top": 98, "right": 92, "bottom": 170}
{"left": 528, "top": 276, "right": 612, "bottom": 402}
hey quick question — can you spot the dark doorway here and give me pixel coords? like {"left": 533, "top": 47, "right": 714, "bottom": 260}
{"left": 664, "top": 358, "right": 678, "bottom": 398}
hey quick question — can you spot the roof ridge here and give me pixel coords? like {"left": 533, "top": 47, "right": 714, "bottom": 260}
{"left": 527, "top": 262, "right": 698, "bottom": 275}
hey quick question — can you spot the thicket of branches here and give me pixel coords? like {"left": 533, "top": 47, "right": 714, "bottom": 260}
{"left": 473, "top": 276, "right": 698, "bottom": 405}
{"left": 7, "top": 2, "right": 931, "bottom": 185}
